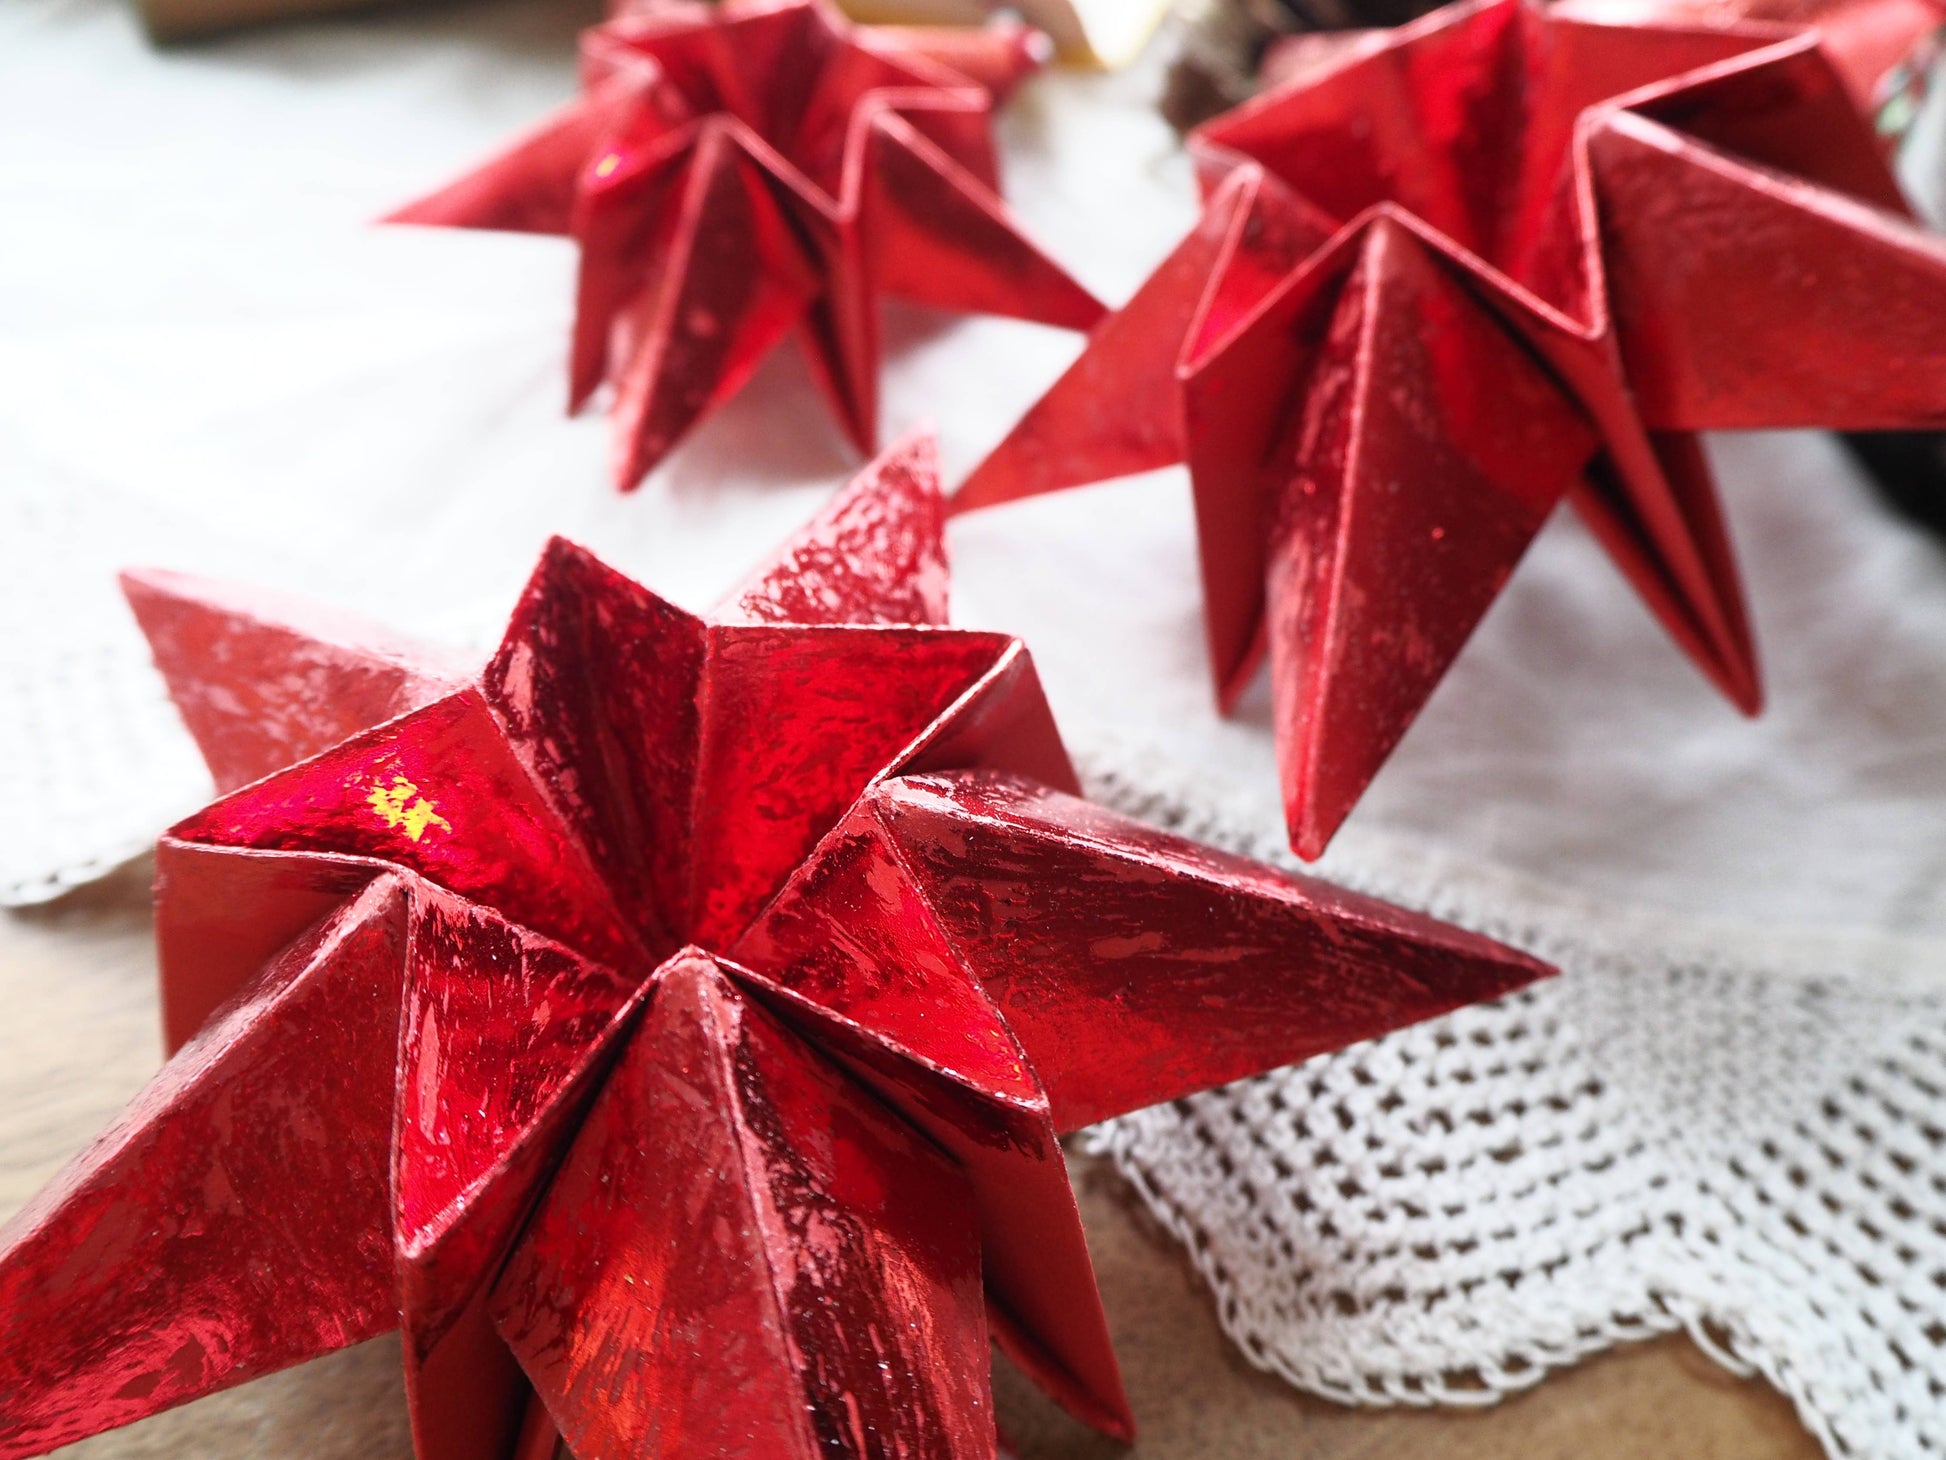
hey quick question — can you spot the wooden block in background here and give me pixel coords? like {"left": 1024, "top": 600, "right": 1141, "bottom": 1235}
{"left": 137, "top": 0, "right": 396, "bottom": 42}
{"left": 134, "top": 0, "right": 1172, "bottom": 67}
{"left": 840, "top": 0, "right": 1173, "bottom": 64}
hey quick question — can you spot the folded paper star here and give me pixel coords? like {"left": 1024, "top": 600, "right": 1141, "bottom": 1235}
{"left": 389, "top": 0, "right": 1103, "bottom": 491}
{"left": 957, "top": 0, "right": 1946, "bottom": 859}
{"left": 0, "top": 434, "right": 1547, "bottom": 1460}
{"left": 1554, "top": 0, "right": 1946, "bottom": 114}
{"left": 1259, "top": 0, "right": 1946, "bottom": 113}
{"left": 611, "top": 0, "right": 1059, "bottom": 102}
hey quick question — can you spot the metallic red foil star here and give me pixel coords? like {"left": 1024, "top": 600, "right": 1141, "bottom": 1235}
{"left": 1258, "top": 0, "right": 1946, "bottom": 114}
{"left": 387, "top": 0, "right": 1103, "bottom": 491}
{"left": 1552, "top": 0, "right": 1946, "bottom": 113}
{"left": 956, "top": 0, "right": 1946, "bottom": 859}
{"left": 0, "top": 434, "right": 1548, "bottom": 1460}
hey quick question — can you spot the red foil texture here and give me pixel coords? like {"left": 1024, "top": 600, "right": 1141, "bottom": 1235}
{"left": 1549, "top": 0, "right": 1946, "bottom": 113}
{"left": 386, "top": 0, "right": 1103, "bottom": 490}
{"left": 955, "top": 0, "right": 1946, "bottom": 860}
{"left": 0, "top": 433, "right": 1550, "bottom": 1460}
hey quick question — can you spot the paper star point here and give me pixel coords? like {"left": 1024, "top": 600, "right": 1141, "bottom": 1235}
{"left": 0, "top": 435, "right": 1549, "bottom": 1460}
{"left": 957, "top": 0, "right": 1946, "bottom": 858}
{"left": 389, "top": 0, "right": 1104, "bottom": 490}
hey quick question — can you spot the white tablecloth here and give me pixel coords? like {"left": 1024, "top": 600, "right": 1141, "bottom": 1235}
{"left": 6, "top": 2, "right": 1946, "bottom": 1454}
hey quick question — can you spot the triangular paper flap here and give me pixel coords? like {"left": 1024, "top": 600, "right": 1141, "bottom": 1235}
{"left": 0, "top": 880, "right": 409, "bottom": 1460}
{"left": 609, "top": 124, "right": 823, "bottom": 490}
{"left": 856, "top": 20, "right": 1047, "bottom": 107}
{"left": 1572, "top": 428, "right": 1763, "bottom": 710}
{"left": 1488, "top": 260, "right": 1761, "bottom": 715}
{"left": 872, "top": 88, "right": 1006, "bottom": 192}
{"left": 122, "top": 567, "right": 466, "bottom": 795}
{"left": 1181, "top": 168, "right": 1340, "bottom": 365}
{"left": 686, "top": 623, "right": 1015, "bottom": 948}
{"left": 1192, "top": 1, "right": 1760, "bottom": 296}
{"left": 1592, "top": 110, "right": 1946, "bottom": 430}
{"left": 568, "top": 119, "right": 700, "bottom": 411}
{"left": 789, "top": 32, "right": 949, "bottom": 191}
{"left": 890, "top": 639, "right": 1080, "bottom": 795}
{"left": 1496, "top": 148, "right": 1600, "bottom": 336}
{"left": 589, "top": 13, "right": 744, "bottom": 113}
{"left": 579, "top": 18, "right": 671, "bottom": 89}
{"left": 495, "top": 954, "right": 994, "bottom": 1460}
{"left": 863, "top": 110, "right": 1102, "bottom": 330}
{"left": 731, "top": 799, "right": 1043, "bottom": 1109}
{"left": 153, "top": 839, "right": 381, "bottom": 1052}
{"left": 483, "top": 537, "right": 706, "bottom": 957}
{"left": 717, "top": 427, "right": 950, "bottom": 627}
{"left": 401, "top": 1287, "right": 532, "bottom": 1460}
{"left": 1487, "top": 6, "right": 1772, "bottom": 296}
{"left": 864, "top": 769, "right": 1552, "bottom": 1134}
{"left": 1622, "top": 34, "right": 1911, "bottom": 217}
{"left": 391, "top": 887, "right": 646, "bottom": 1350}
{"left": 1180, "top": 216, "right": 1367, "bottom": 707}
{"left": 172, "top": 689, "right": 641, "bottom": 972}
{"left": 1190, "top": 0, "right": 1524, "bottom": 236}
{"left": 510, "top": 1399, "right": 564, "bottom": 1460}
{"left": 1262, "top": 216, "right": 1596, "bottom": 857}
{"left": 875, "top": 1091, "right": 1129, "bottom": 1443}
{"left": 952, "top": 182, "right": 1244, "bottom": 514}
{"left": 1554, "top": 0, "right": 1944, "bottom": 110}
{"left": 710, "top": 963, "right": 996, "bottom": 1460}
{"left": 395, "top": 893, "right": 651, "bottom": 1460}
{"left": 779, "top": 176, "right": 882, "bottom": 459}
{"left": 700, "top": 4, "right": 835, "bottom": 153}
{"left": 491, "top": 955, "right": 813, "bottom": 1460}
{"left": 732, "top": 961, "right": 1130, "bottom": 1443}
{"left": 386, "top": 74, "right": 664, "bottom": 235}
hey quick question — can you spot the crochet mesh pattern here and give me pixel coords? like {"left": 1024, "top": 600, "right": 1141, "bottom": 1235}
{"left": 1086, "top": 756, "right": 1946, "bottom": 1460}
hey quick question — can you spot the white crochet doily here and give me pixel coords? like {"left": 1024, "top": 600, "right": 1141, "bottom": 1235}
{"left": 1083, "top": 754, "right": 1946, "bottom": 1460}
{"left": 7, "top": 4, "right": 1946, "bottom": 1458}
{"left": 0, "top": 440, "right": 303, "bottom": 903}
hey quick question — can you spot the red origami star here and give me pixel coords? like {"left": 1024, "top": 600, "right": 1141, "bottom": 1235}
{"left": 0, "top": 435, "right": 1547, "bottom": 1460}
{"left": 956, "top": 0, "right": 1946, "bottom": 860}
{"left": 1551, "top": 0, "right": 1946, "bottom": 113}
{"left": 389, "top": 0, "right": 1103, "bottom": 491}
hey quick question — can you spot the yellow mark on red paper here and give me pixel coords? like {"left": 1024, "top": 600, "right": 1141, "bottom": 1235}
{"left": 368, "top": 774, "right": 451, "bottom": 843}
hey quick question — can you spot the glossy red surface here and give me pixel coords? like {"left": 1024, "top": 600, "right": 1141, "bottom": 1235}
{"left": 719, "top": 429, "right": 951, "bottom": 627}
{"left": 9, "top": 436, "right": 1553, "bottom": 1458}
{"left": 854, "top": 17, "right": 1051, "bottom": 104}
{"left": 956, "top": 0, "right": 1946, "bottom": 859}
{"left": 388, "top": 0, "right": 1102, "bottom": 489}
{"left": 495, "top": 951, "right": 994, "bottom": 1460}
{"left": 605, "top": 1, "right": 1053, "bottom": 107}
{"left": 1555, "top": 0, "right": 1945, "bottom": 109}
{"left": 120, "top": 566, "right": 466, "bottom": 794}
{"left": 0, "top": 880, "right": 409, "bottom": 1458}
{"left": 738, "top": 771, "right": 1551, "bottom": 1136}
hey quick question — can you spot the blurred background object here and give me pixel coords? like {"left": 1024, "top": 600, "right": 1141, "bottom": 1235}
{"left": 137, "top": 0, "right": 1172, "bottom": 62}
{"left": 1166, "top": 0, "right": 1942, "bottom": 127}
{"left": 1843, "top": 430, "right": 1946, "bottom": 533}
{"left": 1556, "top": 0, "right": 1945, "bottom": 117}
{"left": 1161, "top": 0, "right": 1438, "bottom": 129}
{"left": 1162, "top": 0, "right": 1946, "bottom": 539}
{"left": 137, "top": 0, "right": 385, "bottom": 40}
{"left": 839, "top": 1, "right": 1174, "bottom": 64}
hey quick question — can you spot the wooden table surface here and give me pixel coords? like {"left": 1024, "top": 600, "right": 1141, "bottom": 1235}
{"left": 1, "top": 864, "right": 1825, "bottom": 1460}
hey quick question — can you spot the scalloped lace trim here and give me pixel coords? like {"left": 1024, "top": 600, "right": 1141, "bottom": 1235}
{"left": 1079, "top": 744, "right": 1946, "bottom": 1460}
